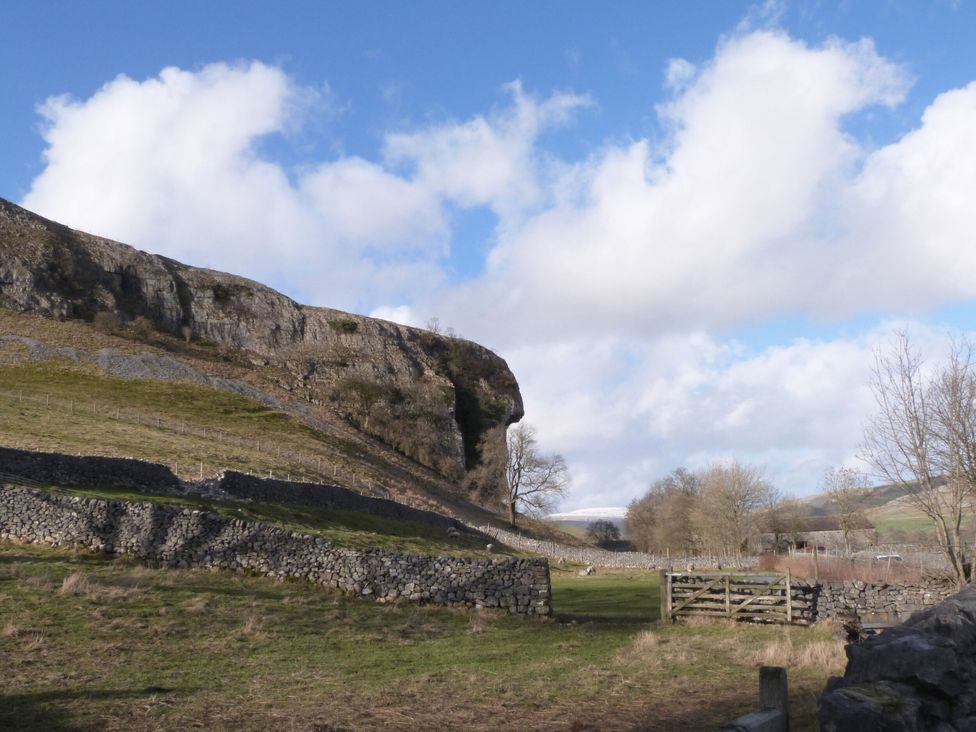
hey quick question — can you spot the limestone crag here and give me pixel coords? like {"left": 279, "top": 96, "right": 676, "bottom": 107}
{"left": 820, "top": 584, "right": 976, "bottom": 730}
{"left": 0, "top": 198, "right": 523, "bottom": 480}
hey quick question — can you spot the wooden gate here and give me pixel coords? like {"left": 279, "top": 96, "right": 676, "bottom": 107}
{"left": 661, "top": 570, "right": 811, "bottom": 625}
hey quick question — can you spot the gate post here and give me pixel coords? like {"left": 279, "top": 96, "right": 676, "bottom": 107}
{"left": 786, "top": 569, "right": 793, "bottom": 624}
{"left": 659, "top": 569, "right": 672, "bottom": 622}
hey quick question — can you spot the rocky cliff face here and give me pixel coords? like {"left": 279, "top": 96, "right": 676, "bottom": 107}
{"left": 0, "top": 197, "right": 523, "bottom": 480}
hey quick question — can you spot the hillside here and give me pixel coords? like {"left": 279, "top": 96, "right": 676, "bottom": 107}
{"left": 0, "top": 196, "right": 522, "bottom": 484}
{"left": 0, "top": 198, "right": 528, "bottom": 521}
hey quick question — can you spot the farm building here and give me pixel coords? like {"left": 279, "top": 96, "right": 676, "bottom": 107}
{"left": 763, "top": 514, "right": 877, "bottom": 553}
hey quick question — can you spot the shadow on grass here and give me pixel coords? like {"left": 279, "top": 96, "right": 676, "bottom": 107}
{"left": 0, "top": 686, "right": 197, "bottom": 732}
{"left": 0, "top": 550, "right": 111, "bottom": 568}
{"left": 552, "top": 611, "right": 656, "bottom": 625}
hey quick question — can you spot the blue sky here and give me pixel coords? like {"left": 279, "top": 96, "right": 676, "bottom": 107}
{"left": 3, "top": 1, "right": 976, "bottom": 509}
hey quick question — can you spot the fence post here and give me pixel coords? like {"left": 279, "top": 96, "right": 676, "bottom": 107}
{"left": 660, "top": 570, "right": 672, "bottom": 622}
{"left": 725, "top": 573, "right": 731, "bottom": 619}
{"left": 786, "top": 569, "right": 793, "bottom": 624}
{"left": 759, "top": 666, "right": 789, "bottom": 729}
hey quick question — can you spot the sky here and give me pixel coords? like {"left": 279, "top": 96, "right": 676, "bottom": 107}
{"left": 3, "top": 1, "right": 976, "bottom": 510}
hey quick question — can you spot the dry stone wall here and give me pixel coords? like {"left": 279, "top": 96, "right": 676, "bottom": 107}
{"left": 0, "top": 486, "right": 551, "bottom": 615}
{"left": 815, "top": 579, "right": 955, "bottom": 622}
{"left": 0, "top": 446, "right": 180, "bottom": 491}
{"left": 0, "top": 447, "right": 467, "bottom": 533}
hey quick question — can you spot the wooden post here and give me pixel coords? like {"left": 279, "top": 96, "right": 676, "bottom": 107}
{"left": 814, "top": 546, "right": 820, "bottom": 582}
{"left": 716, "top": 667, "right": 789, "bottom": 732}
{"left": 759, "top": 666, "right": 789, "bottom": 730}
{"left": 786, "top": 569, "right": 793, "bottom": 624}
{"left": 660, "top": 570, "right": 672, "bottom": 622}
{"left": 725, "top": 573, "right": 731, "bottom": 618}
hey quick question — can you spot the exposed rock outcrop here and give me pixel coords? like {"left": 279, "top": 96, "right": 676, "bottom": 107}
{"left": 0, "top": 198, "right": 523, "bottom": 480}
{"left": 820, "top": 584, "right": 976, "bottom": 731}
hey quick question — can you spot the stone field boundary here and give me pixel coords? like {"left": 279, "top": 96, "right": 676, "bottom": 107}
{"left": 0, "top": 485, "right": 552, "bottom": 615}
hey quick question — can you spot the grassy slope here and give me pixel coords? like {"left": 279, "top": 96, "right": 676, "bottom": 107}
{"left": 1, "top": 542, "right": 840, "bottom": 731}
{"left": 0, "top": 310, "right": 468, "bottom": 506}
{"left": 0, "top": 358, "right": 374, "bottom": 486}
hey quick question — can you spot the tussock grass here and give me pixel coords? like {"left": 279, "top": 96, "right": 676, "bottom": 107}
{"left": 747, "top": 627, "right": 847, "bottom": 673}
{"left": 59, "top": 572, "right": 93, "bottom": 595}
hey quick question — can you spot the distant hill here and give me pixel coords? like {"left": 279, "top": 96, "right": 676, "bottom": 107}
{"left": 544, "top": 507, "right": 629, "bottom": 538}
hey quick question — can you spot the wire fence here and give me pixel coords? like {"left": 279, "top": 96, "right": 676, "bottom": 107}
{"left": 786, "top": 541, "right": 950, "bottom": 572}
{"left": 0, "top": 386, "right": 393, "bottom": 499}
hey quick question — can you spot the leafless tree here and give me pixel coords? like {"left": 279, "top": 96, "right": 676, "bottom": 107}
{"left": 862, "top": 332, "right": 975, "bottom": 586}
{"left": 823, "top": 466, "right": 871, "bottom": 555}
{"left": 626, "top": 468, "right": 700, "bottom": 554}
{"left": 695, "top": 461, "right": 775, "bottom": 558}
{"left": 504, "top": 423, "right": 570, "bottom": 527}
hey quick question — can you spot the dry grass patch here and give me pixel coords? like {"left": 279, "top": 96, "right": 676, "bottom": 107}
{"left": 59, "top": 572, "right": 94, "bottom": 596}
{"left": 240, "top": 612, "right": 265, "bottom": 637}
{"left": 185, "top": 595, "right": 209, "bottom": 613}
{"left": 24, "top": 573, "right": 54, "bottom": 589}
{"left": 2, "top": 622, "right": 21, "bottom": 637}
{"left": 22, "top": 631, "right": 47, "bottom": 651}
{"left": 744, "top": 626, "right": 847, "bottom": 674}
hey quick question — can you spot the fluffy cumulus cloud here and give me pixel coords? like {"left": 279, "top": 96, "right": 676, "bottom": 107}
{"left": 24, "top": 63, "right": 582, "bottom": 311}
{"left": 21, "top": 28, "right": 976, "bottom": 509}
{"left": 456, "top": 31, "right": 955, "bottom": 341}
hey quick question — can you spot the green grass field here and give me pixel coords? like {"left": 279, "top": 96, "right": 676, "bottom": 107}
{"left": 1, "top": 542, "right": 841, "bottom": 731}
{"left": 0, "top": 360, "right": 358, "bottom": 485}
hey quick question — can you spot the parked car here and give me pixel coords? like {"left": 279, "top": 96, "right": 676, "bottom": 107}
{"left": 875, "top": 553, "right": 903, "bottom": 562}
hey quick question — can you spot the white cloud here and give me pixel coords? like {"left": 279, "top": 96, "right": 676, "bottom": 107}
{"left": 450, "top": 31, "right": 923, "bottom": 343}
{"left": 23, "top": 63, "right": 586, "bottom": 312}
{"left": 384, "top": 80, "right": 590, "bottom": 219}
{"left": 368, "top": 304, "right": 418, "bottom": 327}
{"left": 298, "top": 157, "right": 446, "bottom": 252}
{"left": 664, "top": 58, "right": 696, "bottom": 90}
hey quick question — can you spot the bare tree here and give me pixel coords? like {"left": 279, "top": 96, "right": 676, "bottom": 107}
{"left": 695, "top": 461, "right": 774, "bottom": 558}
{"left": 862, "top": 333, "right": 975, "bottom": 586}
{"left": 766, "top": 497, "right": 808, "bottom": 553}
{"left": 626, "top": 468, "right": 700, "bottom": 554}
{"left": 823, "top": 466, "right": 871, "bottom": 555}
{"left": 505, "top": 423, "right": 570, "bottom": 527}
